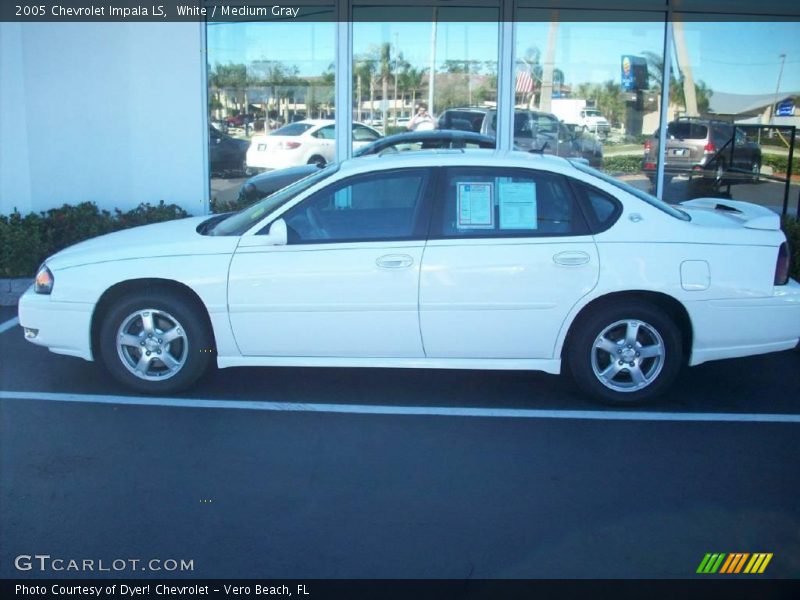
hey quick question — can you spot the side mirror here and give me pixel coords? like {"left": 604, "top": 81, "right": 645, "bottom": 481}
{"left": 264, "top": 218, "right": 288, "bottom": 246}
{"left": 239, "top": 218, "right": 288, "bottom": 247}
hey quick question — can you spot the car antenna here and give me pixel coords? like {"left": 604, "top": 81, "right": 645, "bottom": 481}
{"left": 529, "top": 141, "right": 548, "bottom": 155}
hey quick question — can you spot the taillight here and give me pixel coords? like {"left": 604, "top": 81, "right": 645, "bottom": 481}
{"left": 643, "top": 139, "right": 651, "bottom": 154}
{"left": 704, "top": 142, "right": 716, "bottom": 154}
{"left": 277, "top": 141, "right": 301, "bottom": 150}
{"left": 775, "top": 242, "right": 790, "bottom": 285}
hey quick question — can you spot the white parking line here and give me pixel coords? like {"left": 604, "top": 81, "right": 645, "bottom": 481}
{"left": 1, "top": 390, "right": 799, "bottom": 423}
{"left": 0, "top": 317, "right": 20, "bottom": 334}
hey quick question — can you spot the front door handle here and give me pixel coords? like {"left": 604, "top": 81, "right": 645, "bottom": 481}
{"left": 553, "top": 251, "right": 590, "bottom": 266}
{"left": 376, "top": 254, "right": 414, "bottom": 269}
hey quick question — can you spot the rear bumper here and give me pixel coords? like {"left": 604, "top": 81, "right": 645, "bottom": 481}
{"left": 18, "top": 289, "right": 94, "bottom": 361}
{"left": 687, "top": 279, "right": 800, "bottom": 366}
{"left": 246, "top": 149, "right": 304, "bottom": 171}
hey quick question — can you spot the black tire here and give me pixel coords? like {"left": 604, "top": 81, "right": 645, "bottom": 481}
{"left": 99, "top": 289, "right": 213, "bottom": 394}
{"left": 566, "top": 301, "right": 683, "bottom": 405}
{"left": 308, "top": 155, "right": 326, "bottom": 168}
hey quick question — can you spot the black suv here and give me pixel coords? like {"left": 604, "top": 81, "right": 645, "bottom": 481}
{"left": 437, "top": 107, "right": 602, "bottom": 166}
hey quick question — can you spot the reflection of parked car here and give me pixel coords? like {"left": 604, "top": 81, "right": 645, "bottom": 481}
{"left": 437, "top": 107, "right": 602, "bottom": 165}
{"left": 643, "top": 118, "right": 762, "bottom": 189}
{"left": 21, "top": 151, "right": 800, "bottom": 405}
{"left": 239, "top": 130, "right": 497, "bottom": 204}
{"left": 246, "top": 120, "right": 382, "bottom": 171}
{"left": 209, "top": 126, "right": 249, "bottom": 176}
{"left": 226, "top": 113, "right": 257, "bottom": 128}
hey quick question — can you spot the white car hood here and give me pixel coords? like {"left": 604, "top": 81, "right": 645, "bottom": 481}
{"left": 47, "top": 216, "right": 238, "bottom": 270}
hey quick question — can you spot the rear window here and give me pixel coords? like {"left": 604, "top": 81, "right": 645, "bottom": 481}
{"left": 666, "top": 122, "right": 708, "bottom": 140}
{"left": 568, "top": 160, "right": 691, "bottom": 222}
{"left": 440, "top": 111, "right": 485, "bottom": 133}
{"left": 270, "top": 123, "right": 314, "bottom": 136}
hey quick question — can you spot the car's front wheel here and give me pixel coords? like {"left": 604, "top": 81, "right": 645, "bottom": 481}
{"left": 99, "top": 290, "right": 213, "bottom": 393}
{"left": 566, "top": 302, "right": 683, "bottom": 405}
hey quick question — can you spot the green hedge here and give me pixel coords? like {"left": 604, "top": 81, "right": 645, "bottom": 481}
{"left": 601, "top": 153, "right": 800, "bottom": 178}
{"left": 0, "top": 201, "right": 188, "bottom": 278}
{"left": 602, "top": 155, "right": 644, "bottom": 174}
{"left": 762, "top": 154, "right": 800, "bottom": 176}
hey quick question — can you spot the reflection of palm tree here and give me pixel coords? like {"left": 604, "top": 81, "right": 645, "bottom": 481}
{"left": 641, "top": 51, "right": 712, "bottom": 114}
{"left": 353, "top": 60, "right": 376, "bottom": 121}
{"left": 400, "top": 66, "right": 425, "bottom": 111}
{"left": 379, "top": 43, "right": 392, "bottom": 130}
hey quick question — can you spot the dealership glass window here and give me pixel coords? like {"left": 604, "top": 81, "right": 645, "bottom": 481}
{"left": 206, "top": 16, "right": 335, "bottom": 208}
{"left": 663, "top": 18, "right": 800, "bottom": 213}
{"left": 515, "top": 11, "right": 667, "bottom": 187}
{"left": 352, "top": 6, "right": 499, "bottom": 140}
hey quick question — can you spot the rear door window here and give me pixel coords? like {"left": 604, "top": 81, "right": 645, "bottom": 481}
{"left": 433, "top": 167, "right": 589, "bottom": 238}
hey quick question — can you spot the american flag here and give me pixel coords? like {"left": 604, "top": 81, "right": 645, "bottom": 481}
{"left": 516, "top": 69, "right": 533, "bottom": 94}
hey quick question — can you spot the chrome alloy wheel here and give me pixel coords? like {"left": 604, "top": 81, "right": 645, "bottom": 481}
{"left": 590, "top": 319, "right": 665, "bottom": 393}
{"left": 116, "top": 309, "right": 188, "bottom": 381}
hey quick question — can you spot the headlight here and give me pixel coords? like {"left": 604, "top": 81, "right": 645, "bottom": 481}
{"left": 34, "top": 264, "right": 54, "bottom": 294}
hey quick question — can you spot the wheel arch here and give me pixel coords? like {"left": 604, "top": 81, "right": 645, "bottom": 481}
{"left": 91, "top": 278, "right": 216, "bottom": 363}
{"left": 559, "top": 290, "right": 693, "bottom": 364}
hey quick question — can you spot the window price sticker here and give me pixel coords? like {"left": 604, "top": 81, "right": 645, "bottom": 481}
{"left": 499, "top": 182, "right": 537, "bottom": 230}
{"left": 457, "top": 183, "right": 494, "bottom": 229}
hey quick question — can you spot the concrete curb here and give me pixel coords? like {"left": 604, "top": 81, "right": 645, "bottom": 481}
{"left": 0, "top": 278, "right": 33, "bottom": 306}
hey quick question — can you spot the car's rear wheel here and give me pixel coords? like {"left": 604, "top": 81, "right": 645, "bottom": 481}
{"left": 566, "top": 302, "right": 683, "bottom": 405}
{"left": 99, "top": 290, "right": 213, "bottom": 394}
{"left": 308, "top": 155, "right": 326, "bottom": 168}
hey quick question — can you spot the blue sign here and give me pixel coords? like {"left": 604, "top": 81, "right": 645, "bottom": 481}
{"left": 621, "top": 55, "right": 648, "bottom": 92}
{"left": 776, "top": 100, "right": 795, "bottom": 117}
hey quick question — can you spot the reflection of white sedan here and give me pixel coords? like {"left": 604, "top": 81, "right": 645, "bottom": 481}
{"left": 19, "top": 151, "right": 800, "bottom": 405}
{"left": 246, "top": 119, "right": 381, "bottom": 171}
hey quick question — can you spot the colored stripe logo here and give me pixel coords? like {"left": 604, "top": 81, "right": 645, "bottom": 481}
{"left": 697, "top": 553, "right": 772, "bottom": 574}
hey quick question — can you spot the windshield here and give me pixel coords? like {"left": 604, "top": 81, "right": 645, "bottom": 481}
{"left": 568, "top": 160, "right": 691, "bottom": 221}
{"left": 209, "top": 164, "right": 339, "bottom": 236}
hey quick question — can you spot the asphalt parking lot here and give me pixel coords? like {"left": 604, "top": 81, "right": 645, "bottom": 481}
{"left": 2, "top": 305, "right": 800, "bottom": 579}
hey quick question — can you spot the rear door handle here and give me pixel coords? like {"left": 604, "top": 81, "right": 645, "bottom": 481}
{"left": 376, "top": 254, "right": 414, "bottom": 269}
{"left": 553, "top": 251, "right": 590, "bottom": 266}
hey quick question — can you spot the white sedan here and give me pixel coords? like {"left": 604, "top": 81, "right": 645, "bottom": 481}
{"left": 246, "top": 119, "right": 382, "bottom": 171}
{"left": 18, "top": 151, "right": 800, "bottom": 404}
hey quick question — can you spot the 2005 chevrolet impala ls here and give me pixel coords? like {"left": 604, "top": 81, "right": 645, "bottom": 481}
{"left": 18, "top": 151, "right": 800, "bottom": 404}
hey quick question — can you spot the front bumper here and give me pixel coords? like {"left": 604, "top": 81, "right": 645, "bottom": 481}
{"left": 18, "top": 288, "right": 95, "bottom": 361}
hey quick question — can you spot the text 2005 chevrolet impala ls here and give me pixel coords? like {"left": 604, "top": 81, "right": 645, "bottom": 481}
{"left": 18, "top": 151, "right": 800, "bottom": 404}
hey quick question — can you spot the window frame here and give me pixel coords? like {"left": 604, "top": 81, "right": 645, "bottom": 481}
{"left": 280, "top": 167, "right": 436, "bottom": 246}
{"left": 429, "top": 166, "right": 592, "bottom": 241}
